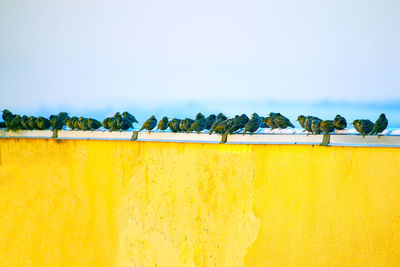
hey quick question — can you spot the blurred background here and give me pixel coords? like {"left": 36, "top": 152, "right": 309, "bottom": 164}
{"left": 1, "top": 0, "right": 399, "bottom": 127}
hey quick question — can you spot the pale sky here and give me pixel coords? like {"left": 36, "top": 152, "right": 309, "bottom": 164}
{"left": 1, "top": 0, "right": 400, "bottom": 111}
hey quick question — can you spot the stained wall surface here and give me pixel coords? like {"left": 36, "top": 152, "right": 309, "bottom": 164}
{"left": 0, "top": 139, "right": 399, "bottom": 266}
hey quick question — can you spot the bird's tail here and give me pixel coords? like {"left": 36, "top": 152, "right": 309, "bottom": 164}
{"left": 138, "top": 127, "right": 144, "bottom": 132}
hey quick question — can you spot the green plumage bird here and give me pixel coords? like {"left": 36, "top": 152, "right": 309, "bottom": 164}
{"left": 353, "top": 119, "right": 374, "bottom": 136}
{"left": 37, "top": 117, "right": 50, "bottom": 130}
{"left": 243, "top": 114, "right": 261, "bottom": 135}
{"left": 311, "top": 119, "right": 322, "bottom": 134}
{"left": 205, "top": 115, "right": 216, "bottom": 130}
{"left": 272, "top": 113, "right": 294, "bottom": 129}
{"left": 370, "top": 113, "right": 388, "bottom": 135}
{"left": 297, "top": 115, "right": 306, "bottom": 130}
{"left": 21, "top": 115, "right": 31, "bottom": 130}
{"left": 67, "top": 117, "right": 79, "bottom": 130}
{"left": 227, "top": 114, "right": 249, "bottom": 134}
{"left": 320, "top": 120, "right": 335, "bottom": 134}
{"left": 122, "top": 112, "right": 138, "bottom": 124}
{"left": 50, "top": 115, "right": 65, "bottom": 130}
{"left": 139, "top": 116, "right": 157, "bottom": 132}
{"left": 264, "top": 116, "right": 278, "bottom": 129}
{"left": 189, "top": 113, "right": 206, "bottom": 133}
{"left": 28, "top": 116, "right": 38, "bottom": 129}
{"left": 209, "top": 119, "right": 234, "bottom": 135}
{"left": 168, "top": 118, "right": 182, "bottom": 132}
{"left": 304, "top": 116, "right": 321, "bottom": 133}
{"left": 182, "top": 118, "right": 194, "bottom": 132}
{"left": 157, "top": 116, "right": 169, "bottom": 131}
{"left": 88, "top": 118, "right": 102, "bottom": 130}
{"left": 333, "top": 115, "right": 347, "bottom": 131}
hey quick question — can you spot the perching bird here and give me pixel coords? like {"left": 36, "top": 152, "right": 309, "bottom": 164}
{"left": 227, "top": 114, "right": 249, "bottom": 134}
{"left": 304, "top": 116, "right": 321, "bottom": 133}
{"left": 370, "top": 113, "right": 388, "bottom": 135}
{"left": 264, "top": 116, "right": 278, "bottom": 129}
{"left": 273, "top": 113, "right": 294, "bottom": 129}
{"left": 28, "top": 116, "right": 38, "bottom": 129}
{"left": 7, "top": 115, "right": 22, "bottom": 131}
{"left": 182, "top": 118, "right": 194, "bottom": 132}
{"left": 259, "top": 117, "right": 270, "bottom": 128}
{"left": 311, "top": 119, "right": 322, "bottom": 134}
{"left": 320, "top": 120, "right": 335, "bottom": 134}
{"left": 102, "top": 117, "right": 111, "bottom": 130}
{"left": 157, "top": 116, "right": 169, "bottom": 131}
{"left": 139, "top": 115, "right": 157, "bottom": 132}
{"left": 36, "top": 117, "right": 50, "bottom": 130}
{"left": 353, "top": 119, "right": 374, "bottom": 136}
{"left": 2, "top": 109, "right": 14, "bottom": 122}
{"left": 333, "top": 115, "right": 347, "bottom": 131}
{"left": 297, "top": 115, "right": 306, "bottom": 130}
{"left": 205, "top": 114, "right": 216, "bottom": 130}
{"left": 189, "top": 113, "right": 206, "bottom": 133}
{"left": 88, "top": 118, "right": 102, "bottom": 130}
{"left": 122, "top": 112, "right": 138, "bottom": 124}
{"left": 21, "top": 115, "right": 31, "bottom": 130}
{"left": 78, "top": 117, "right": 91, "bottom": 131}
{"left": 209, "top": 119, "right": 234, "bottom": 135}
{"left": 243, "top": 114, "right": 261, "bottom": 135}
{"left": 168, "top": 118, "right": 182, "bottom": 132}
{"left": 50, "top": 115, "right": 65, "bottom": 130}
{"left": 117, "top": 117, "right": 132, "bottom": 130}
{"left": 67, "top": 117, "right": 79, "bottom": 130}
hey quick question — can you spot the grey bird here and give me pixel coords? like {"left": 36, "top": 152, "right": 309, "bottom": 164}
{"left": 353, "top": 119, "right": 374, "bottom": 136}
{"left": 243, "top": 114, "right": 261, "bottom": 135}
{"left": 189, "top": 113, "right": 206, "bottom": 133}
{"left": 157, "top": 116, "right": 169, "bottom": 131}
{"left": 139, "top": 116, "right": 157, "bottom": 132}
{"left": 333, "top": 115, "right": 347, "bottom": 131}
{"left": 311, "top": 119, "right": 322, "bottom": 134}
{"left": 370, "top": 113, "right": 388, "bottom": 135}
{"left": 205, "top": 114, "right": 216, "bottom": 130}
{"left": 320, "top": 120, "right": 335, "bottom": 134}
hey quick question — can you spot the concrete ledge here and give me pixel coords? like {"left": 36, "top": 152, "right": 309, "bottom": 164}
{"left": 1, "top": 129, "right": 400, "bottom": 147}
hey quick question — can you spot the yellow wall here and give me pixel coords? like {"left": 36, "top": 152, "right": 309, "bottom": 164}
{"left": 0, "top": 138, "right": 399, "bottom": 266}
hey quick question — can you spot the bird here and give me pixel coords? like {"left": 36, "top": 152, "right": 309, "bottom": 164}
{"left": 168, "top": 118, "right": 182, "bottom": 132}
{"left": 88, "top": 118, "right": 102, "bottom": 130}
{"left": 157, "top": 116, "right": 169, "bottom": 131}
{"left": 243, "top": 114, "right": 261, "bottom": 135}
{"left": 7, "top": 115, "right": 22, "bottom": 131}
{"left": 353, "top": 119, "right": 374, "bottom": 136}
{"left": 139, "top": 116, "right": 157, "bottom": 132}
{"left": 21, "top": 115, "right": 31, "bottom": 130}
{"left": 304, "top": 116, "right": 321, "bottom": 133}
{"left": 2, "top": 109, "right": 14, "bottom": 123}
{"left": 209, "top": 119, "right": 234, "bottom": 135}
{"left": 264, "top": 116, "right": 278, "bottom": 129}
{"left": 189, "top": 113, "right": 206, "bottom": 133}
{"left": 36, "top": 117, "right": 50, "bottom": 130}
{"left": 182, "top": 118, "right": 195, "bottom": 132}
{"left": 102, "top": 117, "right": 111, "bottom": 130}
{"left": 297, "top": 115, "right": 306, "bottom": 130}
{"left": 50, "top": 115, "right": 66, "bottom": 131}
{"left": 370, "top": 113, "right": 388, "bottom": 135}
{"left": 117, "top": 117, "right": 132, "bottom": 130}
{"left": 333, "top": 115, "right": 347, "bottom": 131}
{"left": 227, "top": 114, "right": 249, "bottom": 134}
{"left": 273, "top": 113, "right": 294, "bottom": 129}
{"left": 320, "top": 120, "right": 335, "bottom": 134}
{"left": 78, "top": 117, "right": 91, "bottom": 131}
{"left": 311, "top": 119, "right": 322, "bottom": 134}
{"left": 259, "top": 116, "right": 270, "bottom": 128}
{"left": 122, "top": 112, "right": 138, "bottom": 124}
{"left": 67, "top": 117, "right": 79, "bottom": 130}
{"left": 28, "top": 116, "right": 38, "bottom": 129}
{"left": 205, "top": 114, "right": 216, "bottom": 130}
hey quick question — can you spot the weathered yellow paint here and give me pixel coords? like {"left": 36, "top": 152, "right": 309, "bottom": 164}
{"left": 0, "top": 139, "right": 399, "bottom": 266}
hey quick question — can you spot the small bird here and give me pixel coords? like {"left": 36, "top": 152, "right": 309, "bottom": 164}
{"left": 333, "top": 115, "right": 347, "bottom": 131}
{"left": 189, "top": 113, "right": 206, "bottom": 133}
{"left": 122, "top": 112, "right": 138, "bottom": 124}
{"left": 205, "top": 114, "right": 216, "bottom": 130}
{"left": 209, "top": 119, "right": 234, "bottom": 135}
{"left": 28, "top": 116, "right": 38, "bottom": 129}
{"left": 311, "top": 119, "right": 322, "bottom": 134}
{"left": 36, "top": 117, "right": 50, "bottom": 130}
{"left": 157, "top": 116, "right": 169, "bottom": 131}
{"left": 353, "top": 119, "right": 374, "bottom": 136}
{"left": 117, "top": 117, "right": 132, "bottom": 130}
{"left": 243, "top": 114, "right": 261, "bottom": 135}
{"left": 297, "top": 115, "right": 306, "bottom": 130}
{"left": 88, "top": 118, "right": 102, "bottom": 130}
{"left": 168, "top": 118, "right": 182, "bottom": 132}
{"left": 304, "top": 116, "right": 321, "bottom": 133}
{"left": 273, "top": 113, "right": 294, "bottom": 129}
{"left": 102, "top": 117, "right": 111, "bottom": 130}
{"left": 264, "top": 116, "right": 278, "bottom": 129}
{"left": 139, "top": 116, "right": 157, "bottom": 132}
{"left": 78, "top": 117, "right": 91, "bottom": 131}
{"left": 50, "top": 115, "right": 66, "bottom": 130}
{"left": 320, "top": 120, "right": 335, "bottom": 134}
{"left": 2, "top": 109, "right": 14, "bottom": 122}
{"left": 259, "top": 116, "right": 270, "bottom": 128}
{"left": 227, "top": 114, "right": 249, "bottom": 134}
{"left": 370, "top": 113, "right": 388, "bottom": 135}
{"left": 7, "top": 115, "right": 22, "bottom": 131}
{"left": 21, "top": 115, "right": 31, "bottom": 130}
{"left": 182, "top": 118, "right": 194, "bottom": 132}
{"left": 67, "top": 117, "right": 79, "bottom": 130}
